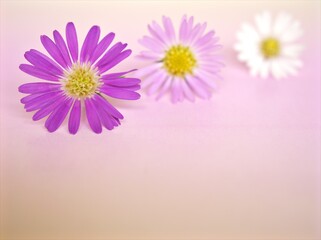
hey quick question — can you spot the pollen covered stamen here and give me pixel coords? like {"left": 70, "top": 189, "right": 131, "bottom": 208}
{"left": 163, "top": 45, "right": 197, "bottom": 77}
{"left": 62, "top": 63, "right": 100, "bottom": 98}
{"left": 261, "top": 38, "right": 280, "bottom": 58}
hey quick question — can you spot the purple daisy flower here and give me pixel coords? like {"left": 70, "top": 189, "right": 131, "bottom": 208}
{"left": 19, "top": 22, "right": 141, "bottom": 134}
{"left": 136, "top": 15, "right": 224, "bottom": 103}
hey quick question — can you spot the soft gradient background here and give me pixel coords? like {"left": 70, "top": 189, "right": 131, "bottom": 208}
{"left": 0, "top": 1, "right": 320, "bottom": 239}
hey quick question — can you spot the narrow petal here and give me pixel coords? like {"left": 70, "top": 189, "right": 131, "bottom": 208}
{"left": 21, "top": 93, "right": 43, "bottom": 104}
{"left": 179, "top": 18, "right": 188, "bottom": 43}
{"left": 24, "top": 49, "right": 63, "bottom": 76}
{"left": 80, "top": 25, "right": 100, "bottom": 63}
{"left": 136, "top": 51, "right": 161, "bottom": 61}
{"left": 146, "top": 70, "right": 167, "bottom": 96}
{"left": 258, "top": 61, "right": 270, "bottom": 79}
{"left": 101, "top": 69, "right": 136, "bottom": 80}
{"left": 155, "top": 77, "right": 172, "bottom": 100}
{"left": 32, "top": 95, "right": 66, "bottom": 121}
{"left": 100, "top": 86, "right": 140, "bottom": 100}
{"left": 171, "top": 78, "right": 183, "bottom": 103}
{"left": 279, "top": 59, "right": 299, "bottom": 77}
{"left": 273, "top": 12, "right": 292, "bottom": 36}
{"left": 68, "top": 100, "right": 81, "bottom": 134}
{"left": 148, "top": 23, "right": 167, "bottom": 45}
{"left": 89, "top": 32, "right": 115, "bottom": 64}
{"left": 186, "top": 76, "right": 211, "bottom": 99}
{"left": 236, "top": 23, "right": 260, "bottom": 43}
{"left": 282, "top": 44, "right": 303, "bottom": 58}
{"left": 140, "top": 68, "right": 166, "bottom": 89}
{"left": 53, "top": 30, "right": 72, "bottom": 67}
{"left": 138, "top": 36, "right": 164, "bottom": 52}
{"left": 187, "top": 16, "right": 194, "bottom": 32}
{"left": 92, "top": 100, "right": 115, "bottom": 130}
{"left": 189, "top": 22, "right": 207, "bottom": 45}
{"left": 40, "top": 35, "right": 68, "bottom": 68}
{"left": 280, "top": 20, "right": 303, "bottom": 42}
{"left": 254, "top": 11, "right": 271, "bottom": 36}
{"left": 98, "top": 49, "right": 132, "bottom": 74}
{"left": 134, "top": 63, "right": 162, "bottom": 80}
{"left": 19, "top": 82, "right": 61, "bottom": 94}
{"left": 92, "top": 95, "right": 123, "bottom": 119}
{"left": 271, "top": 60, "right": 285, "bottom": 79}
{"left": 181, "top": 79, "right": 195, "bottom": 102}
{"left": 85, "top": 98, "right": 102, "bottom": 134}
{"left": 45, "top": 98, "right": 73, "bottom": 132}
{"left": 19, "top": 64, "right": 59, "bottom": 81}
{"left": 150, "top": 21, "right": 168, "bottom": 43}
{"left": 102, "top": 77, "right": 141, "bottom": 87}
{"left": 20, "top": 93, "right": 61, "bottom": 104}
{"left": 66, "top": 22, "right": 78, "bottom": 62}
{"left": 111, "top": 117, "right": 121, "bottom": 126}
{"left": 186, "top": 23, "right": 201, "bottom": 44}
{"left": 24, "top": 91, "right": 63, "bottom": 112}
{"left": 197, "top": 45, "right": 222, "bottom": 57}
{"left": 193, "top": 31, "right": 215, "bottom": 48}
{"left": 95, "top": 42, "right": 127, "bottom": 69}
{"left": 193, "top": 68, "right": 218, "bottom": 89}
{"left": 162, "top": 16, "right": 176, "bottom": 43}
{"left": 119, "top": 85, "right": 141, "bottom": 91}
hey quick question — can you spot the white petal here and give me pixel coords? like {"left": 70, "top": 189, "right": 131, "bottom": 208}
{"left": 255, "top": 11, "right": 272, "bottom": 36}
{"left": 273, "top": 12, "right": 292, "bottom": 36}
{"left": 237, "top": 23, "right": 260, "bottom": 43}
{"left": 281, "top": 44, "right": 303, "bottom": 58}
{"left": 271, "top": 59, "right": 286, "bottom": 79}
{"left": 248, "top": 55, "right": 265, "bottom": 77}
{"left": 286, "top": 58, "right": 303, "bottom": 69}
{"left": 236, "top": 43, "right": 261, "bottom": 62}
{"left": 259, "top": 61, "right": 271, "bottom": 79}
{"left": 280, "top": 20, "right": 303, "bottom": 42}
{"left": 278, "top": 59, "right": 298, "bottom": 77}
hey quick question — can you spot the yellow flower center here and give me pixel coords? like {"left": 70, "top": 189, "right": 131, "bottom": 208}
{"left": 260, "top": 38, "right": 280, "bottom": 58}
{"left": 163, "top": 45, "right": 197, "bottom": 77}
{"left": 62, "top": 63, "right": 100, "bottom": 98}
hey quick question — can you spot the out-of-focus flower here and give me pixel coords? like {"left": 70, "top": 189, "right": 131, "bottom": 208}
{"left": 136, "top": 15, "right": 223, "bottom": 103}
{"left": 235, "top": 11, "right": 303, "bottom": 79}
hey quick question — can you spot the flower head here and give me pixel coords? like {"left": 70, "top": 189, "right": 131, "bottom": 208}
{"left": 19, "top": 22, "right": 141, "bottom": 134}
{"left": 235, "top": 11, "right": 303, "bottom": 79}
{"left": 136, "top": 16, "right": 223, "bottom": 103}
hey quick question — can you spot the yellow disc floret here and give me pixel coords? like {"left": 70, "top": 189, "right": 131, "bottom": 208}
{"left": 62, "top": 63, "right": 100, "bottom": 98}
{"left": 163, "top": 45, "right": 197, "bottom": 77}
{"left": 261, "top": 38, "right": 280, "bottom": 58}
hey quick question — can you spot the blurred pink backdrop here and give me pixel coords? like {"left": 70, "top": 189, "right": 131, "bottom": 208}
{"left": 0, "top": 0, "right": 320, "bottom": 239}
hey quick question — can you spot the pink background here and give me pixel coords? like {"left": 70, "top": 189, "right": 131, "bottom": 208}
{"left": 0, "top": 1, "right": 320, "bottom": 239}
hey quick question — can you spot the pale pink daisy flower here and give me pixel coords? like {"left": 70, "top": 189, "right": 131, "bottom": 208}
{"left": 136, "top": 16, "right": 223, "bottom": 103}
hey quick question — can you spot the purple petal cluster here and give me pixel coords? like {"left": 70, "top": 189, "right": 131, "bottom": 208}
{"left": 19, "top": 22, "right": 140, "bottom": 134}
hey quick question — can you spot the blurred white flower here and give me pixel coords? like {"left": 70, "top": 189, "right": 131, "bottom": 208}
{"left": 235, "top": 11, "right": 303, "bottom": 79}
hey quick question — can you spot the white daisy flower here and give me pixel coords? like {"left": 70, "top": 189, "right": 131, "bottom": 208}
{"left": 235, "top": 11, "right": 303, "bottom": 79}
